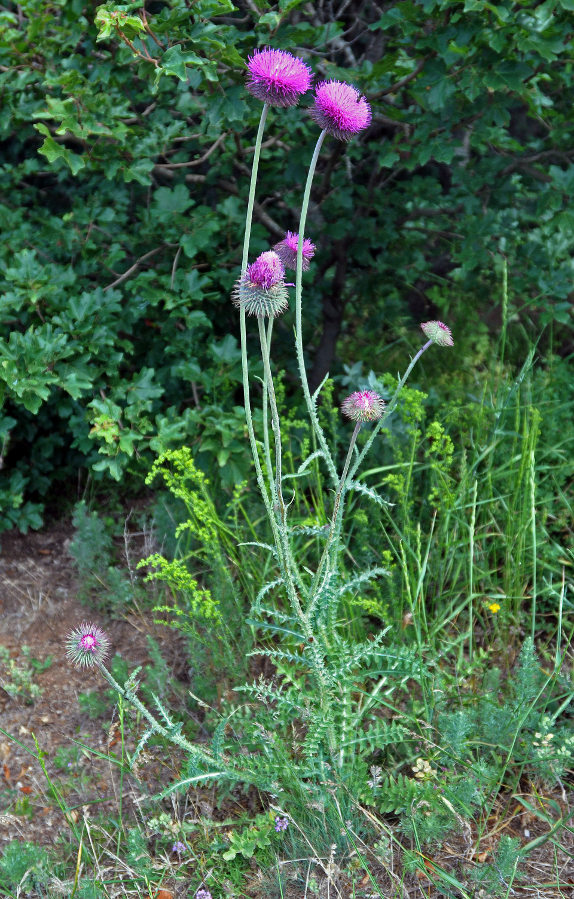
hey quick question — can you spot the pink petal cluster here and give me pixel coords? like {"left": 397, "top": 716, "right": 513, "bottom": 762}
{"left": 341, "top": 390, "right": 385, "bottom": 423}
{"left": 66, "top": 622, "right": 110, "bottom": 668}
{"left": 311, "top": 80, "right": 371, "bottom": 141}
{"left": 247, "top": 250, "right": 285, "bottom": 289}
{"left": 233, "top": 251, "right": 289, "bottom": 317}
{"left": 421, "top": 321, "right": 454, "bottom": 347}
{"left": 273, "top": 231, "right": 316, "bottom": 271}
{"left": 247, "top": 48, "right": 312, "bottom": 108}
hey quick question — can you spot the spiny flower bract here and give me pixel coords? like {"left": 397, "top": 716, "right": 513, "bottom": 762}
{"left": 233, "top": 250, "right": 290, "bottom": 317}
{"left": 311, "top": 80, "right": 371, "bottom": 141}
{"left": 421, "top": 320, "right": 454, "bottom": 347}
{"left": 66, "top": 622, "right": 110, "bottom": 668}
{"left": 273, "top": 231, "right": 316, "bottom": 271}
{"left": 246, "top": 47, "right": 312, "bottom": 107}
{"left": 341, "top": 390, "right": 385, "bottom": 422}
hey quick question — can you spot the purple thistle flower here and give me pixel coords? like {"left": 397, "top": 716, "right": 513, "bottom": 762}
{"left": 195, "top": 890, "right": 213, "bottom": 899}
{"left": 274, "top": 815, "right": 289, "bottom": 832}
{"left": 246, "top": 47, "right": 312, "bottom": 108}
{"left": 420, "top": 321, "right": 454, "bottom": 347}
{"left": 310, "top": 81, "right": 371, "bottom": 141}
{"left": 273, "top": 231, "right": 316, "bottom": 271}
{"left": 341, "top": 390, "right": 385, "bottom": 423}
{"left": 172, "top": 840, "right": 187, "bottom": 856}
{"left": 232, "top": 250, "right": 290, "bottom": 317}
{"left": 247, "top": 250, "right": 285, "bottom": 289}
{"left": 66, "top": 622, "right": 110, "bottom": 668}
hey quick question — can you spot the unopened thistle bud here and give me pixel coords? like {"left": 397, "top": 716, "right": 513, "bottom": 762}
{"left": 341, "top": 390, "right": 385, "bottom": 422}
{"left": 233, "top": 250, "right": 290, "bottom": 317}
{"left": 66, "top": 622, "right": 110, "bottom": 668}
{"left": 420, "top": 321, "right": 454, "bottom": 347}
{"left": 273, "top": 231, "right": 315, "bottom": 271}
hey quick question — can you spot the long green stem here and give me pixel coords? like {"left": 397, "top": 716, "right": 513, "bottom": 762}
{"left": 238, "top": 104, "right": 285, "bottom": 560}
{"left": 310, "top": 421, "right": 361, "bottom": 603}
{"left": 96, "top": 661, "right": 218, "bottom": 770}
{"left": 258, "top": 316, "right": 284, "bottom": 519}
{"left": 468, "top": 478, "right": 477, "bottom": 664}
{"left": 348, "top": 339, "right": 433, "bottom": 482}
{"left": 529, "top": 436, "right": 537, "bottom": 641}
{"left": 261, "top": 318, "right": 274, "bottom": 495}
{"left": 295, "top": 129, "right": 338, "bottom": 488}
{"left": 242, "top": 104, "right": 268, "bottom": 274}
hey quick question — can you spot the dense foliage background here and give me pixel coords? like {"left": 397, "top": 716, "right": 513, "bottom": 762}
{"left": 0, "top": 0, "right": 572, "bottom": 529}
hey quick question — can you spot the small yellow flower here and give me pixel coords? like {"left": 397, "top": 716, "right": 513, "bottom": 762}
{"left": 488, "top": 602, "right": 501, "bottom": 614}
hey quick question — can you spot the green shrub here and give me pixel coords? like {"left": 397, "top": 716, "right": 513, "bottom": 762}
{"left": 1, "top": 0, "right": 572, "bottom": 526}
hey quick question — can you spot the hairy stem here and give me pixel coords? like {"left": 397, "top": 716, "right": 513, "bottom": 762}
{"left": 238, "top": 104, "right": 287, "bottom": 567}
{"left": 295, "top": 129, "right": 338, "bottom": 487}
{"left": 258, "top": 316, "right": 285, "bottom": 519}
{"left": 310, "top": 421, "right": 361, "bottom": 605}
{"left": 348, "top": 339, "right": 433, "bottom": 481}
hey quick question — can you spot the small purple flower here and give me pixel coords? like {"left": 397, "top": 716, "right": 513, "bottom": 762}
{"left": 246, "top": 47, "right": 312, "bottom": 108}
{"left": 273, "top": 231, "right": 316, "bottom": 272}
{"left": 172, "top": 840, "right": 187, "bottom": 856}
{"left": 420, "top": 321, "right": 454, "bottom": 347}
{"left": 195, "top": 890, "right": 212, "bottom": 899}
{"left": 274, "top": 815, "right": 289, "bottom": 832}
{"left": 66, "top": 622, "right": 110, "bottom": 668}
{"left": 232, "top": 250, "right": 290, "bottom": 317}
{"left": 311, "top": 81, "right": 371, "bottom": 141}
{"left": 341, "top": 390, "right": 385, "bottom": 423}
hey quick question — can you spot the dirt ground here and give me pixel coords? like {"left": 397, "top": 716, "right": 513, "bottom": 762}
{"left": 0, "top": 521, "right": 186, "bottom": 854}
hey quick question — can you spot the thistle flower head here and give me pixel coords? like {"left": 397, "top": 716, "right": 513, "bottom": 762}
{"left": 232, "top": 250, "right": 289, "bottom": 317}
{"left": 66, "top": 622, "right": 110, "bottom": 668}
{"left": 195, "top": 890, "right": 212, "bottom": 899}
{"left": 247, "top": 250, "right": 284, "bottom": 289}
{"left": 311, "top": 80, "right": 371, "bottom": 141}
{"left": 420, "top": 320, "right": 454, "bottom": 347}
{"left": 341, "top": 390, "right": 385, "bottom": 422}
{"left": 273, "top": 231, "right": 316, "bottom": 271}
{"left": 246, "top": 47, "right": 312, "bottom": 107}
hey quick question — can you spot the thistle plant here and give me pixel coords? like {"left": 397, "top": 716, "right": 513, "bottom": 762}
{"left": 64, "top": 45, "right": 454, "bottom": 819}
{"left": 233, "top": 49, "right": 453, "bottom": 785}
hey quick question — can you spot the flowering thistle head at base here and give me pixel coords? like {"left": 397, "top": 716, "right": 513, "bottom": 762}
{"left": 273, "top": 231, "right": 316, "bottom": 271}
{"left": 66, "top": 622, "right": 110, "bottom": 668}
{"left": 311, "top": 80, "right": 371, "bottom": 141}
{"left": 341, "top": 390, "right": 385, "bottom": 422}
{"left": 195, "top": 890, "right": 213, "bottom": 899}
{"left": 246, "top": 47, "right": 312, "bottom": 107}
{"left": 421, "top": 321, "right": 454, "bottom": 347}
{"left": 233, "top": 250, "right": 289, "bottom": 317}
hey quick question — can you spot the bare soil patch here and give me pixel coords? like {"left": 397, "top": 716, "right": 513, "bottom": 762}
{"left": 0, "top": 522, "right": 181, "bottom": 852}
